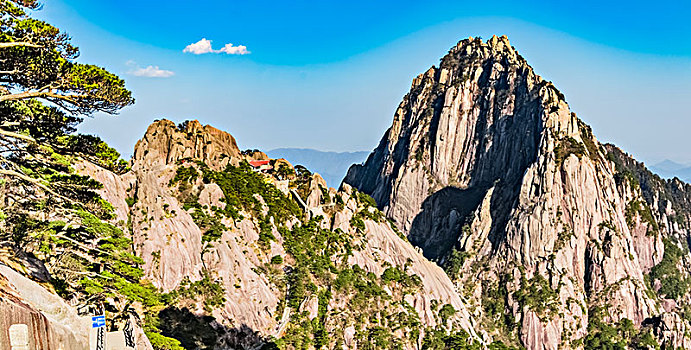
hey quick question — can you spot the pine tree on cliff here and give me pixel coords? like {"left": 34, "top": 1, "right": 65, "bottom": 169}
{"left": 0, "top": 0, "right": 133, "bottom": 164}
{"left": 0, "top": 0, "right": 133, "bottom": 223}
{"left": 0, "top": 0, "right": 171, "bottom": 342}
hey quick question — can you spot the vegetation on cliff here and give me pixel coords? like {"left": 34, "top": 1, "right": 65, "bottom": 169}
{"left": 0, "top": 1, "right": 185, "bottom": 346}
{"left": 3, "top": 4, "right": 691, "bottom": 349}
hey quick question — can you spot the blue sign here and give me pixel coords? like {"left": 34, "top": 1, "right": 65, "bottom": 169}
{"left": 91, "top": 315, "right": 106, "bottom": 328}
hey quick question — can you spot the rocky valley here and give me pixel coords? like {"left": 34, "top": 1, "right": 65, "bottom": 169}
{"left": 1, "top": 12, "right": 690, "bottom": 350}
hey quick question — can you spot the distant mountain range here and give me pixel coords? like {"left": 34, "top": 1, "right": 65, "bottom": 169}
{"left": 650, "top": 159, "right": 691, "bottom": 182}
{"left": 266, "top": 148, "right": 369, "bottom": 187}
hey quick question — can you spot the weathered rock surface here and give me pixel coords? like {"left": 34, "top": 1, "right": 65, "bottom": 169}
{"left": 3, "top": 35, "right": 690, "bottom": 350}
{"left": 345, "top": 35, "right": 691, "bottom": 349}
{"left": 72, "top": 118, "right": 483, "bottom": 348}
{"left": 132, "top": 119, "right": 242, "bottom": 172}
{"left": 0, "top": 264, "right": 89, "bottom": 349}
{"left": 0, "top": 264, "right": 154, "bottom": 350}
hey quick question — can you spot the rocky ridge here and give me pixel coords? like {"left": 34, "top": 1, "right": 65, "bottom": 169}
{"left": 1, "top": 35, "right": 690, "bottom": 350}
{"left": 345, "top": 35, "right": 691, "bottom": 349}
{"left": 76, "top": 119, "right": 483, "bottom": 349}
{"left": 2, "top": 117, "right": 486, "bottom": 349}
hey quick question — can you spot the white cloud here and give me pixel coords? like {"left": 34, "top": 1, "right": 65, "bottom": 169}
{"left": 183, "top": 38, "right": 215, "bottom": 54}
{"left": 126, "top": 61, "right": 174, "bottom": 78}
{"left": 219, "top": 43, "right": 250, "bottom": 55}
{"left": 183, "top": 38, "right": 250, "bottom": 55}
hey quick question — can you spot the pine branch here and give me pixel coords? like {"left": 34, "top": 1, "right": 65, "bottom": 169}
{"left": 0, "top": 169, "right": 67, "bottom": 200}
{"left": 0, "top": 90, "right": 84, "bottom": 104}
{"left": 0, "top": 42, "right": 42, "bottom": 49}
{"left": 0, "top": 128, "right": 35, "bottom": 142}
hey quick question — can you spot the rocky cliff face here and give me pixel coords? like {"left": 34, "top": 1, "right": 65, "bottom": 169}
{"left": 0, "top": 265, "right": 89, "bottom": 349}
{"left": 73, "top": 119, "right": 484, "bottom": 349}
{"left": 345, "top": 35, "right": 691, "bottom": 349}
{"left": 0, "top": 115, "right": 488, "bottom": 349}
{"left": 3, "top": 35, "right": 690, "bottom": 350}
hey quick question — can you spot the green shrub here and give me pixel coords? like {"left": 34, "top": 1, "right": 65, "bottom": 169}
{"left": 363, "top": 326, "right": 394, "bottom": 349}
{"left": 488, "top": 341, "right": 521, "bottom": 350}
{"left": 625, "top": 200, "right": 659, "bottom": 236}
{"left": 270, "top": 255, "right": 283, "bottom": 265}
{"left": 202, "top": 161, "right": 301, "bottom": 222}
{"left": 438, "top": 304, "right": 456, "bottom": 323}
{"left": 258, "top": 219, "right": 275, "bottom": 248}
{"left": 350, "top": 215, "right": 366, "bottom": 232}
{"left": 313, "top": 289, "right": 331, "bottom": 348}
{"left": 444, "top": 249, "right": 469, "bottom": 279}
{"left": 169, "top": 271, "right": 226, "bottom": 312}
{"left": 583, "top": 306, "right": 625, "bottom": 350}
{"left": 421, "top": 328, "right": 481, "bottom": 350}
{"left": 146, "top": 331, "right": 185, "bottom": 350}
{"left": 649, "top": 238, "right": 688, "bottom": 300}
{"left": 579, "top": 120, "right": 601, "bottom": 161}
{"left": 286, "top": 266, "right": 310, "bottom": 309}
{"left": 319, "top": 185, "right": 330, "bottom": 205}
{"left": 513, "top": 274, "right": 558, "bottom": 319}
{"left": 334, "top": 267, "right": 356, "bottom": 292}
{"left": 283, "top": 219, "right": 347, "bottom": 282}
{"left": 554, "top": 137, "right": 586, "bottom": 166}
{"left": 583, "top": 309, "right": 659, "bottom": 350}
{"left": 381, "top": 266, "right": 422, "bottom": 290}
{"left": 359, "top": 192, "right": 378, "bottom": 208}
{"left": 481, "top": 274, "right": 517, "bottom": 337}
{"left": 381, "top": 267, "right": 403, "bottom": 284}
{"left": 59, "top": 134, "right": 129, "bottom": 173}
{"left": 415, "top": 148, "right": 424, "bottom": 162}
{"left": 186, "top": 205, "right": 226, "bottom": 243}
{"left": 169, "top": 166, "right": 199, "bottom": 186}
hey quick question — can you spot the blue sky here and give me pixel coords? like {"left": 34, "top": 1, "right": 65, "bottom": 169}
{"left": 36, "top": 0, "right": 691, "bottom": 164}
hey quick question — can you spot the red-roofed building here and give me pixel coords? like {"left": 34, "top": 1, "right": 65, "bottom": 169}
{"left": 249, "top": 160, "right": 272, "bottom": 172}
{"left": 249, "top": 160, "right": 270, "bottom": 167}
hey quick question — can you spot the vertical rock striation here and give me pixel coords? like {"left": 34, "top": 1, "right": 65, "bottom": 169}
{"left": 344, "top": 35, "right": 691, "bottom": 349}
{"left": 75, "top": 119, "right": 482, "bottom": 348}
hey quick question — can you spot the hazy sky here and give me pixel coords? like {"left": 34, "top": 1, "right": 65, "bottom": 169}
{"left": 36, "top": 1, "right": 691, "bottom": 164}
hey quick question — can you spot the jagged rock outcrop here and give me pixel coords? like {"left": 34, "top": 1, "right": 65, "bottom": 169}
{"left": 108, "top": 120, "right": 280, "bottom": 334}
{"left": 74, "top": 119, "right": 482, "bottom": 349}
{"left": 345, "top": 35, "right": 691, "bottom": 349}
{"left": 132, "top": 119, "right": 242, "bottom": 172}
{"left": 3, "top": 35, "right": 689, "bottom": 350}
